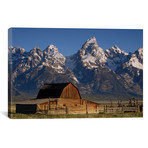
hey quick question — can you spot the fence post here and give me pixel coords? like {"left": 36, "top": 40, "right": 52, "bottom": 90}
{"left": 137, "top": 105, "right": 140, "bottom": 113}
{"left": 86, "top": 103, "right": 88, "bottom": 114}
{"left": 66, "top": 106, "right": 68, "bottom": 114}
{"left": 122, "top": 105, "right": 124, "bottom": 113}
{"left": 49, "top": 99, "right": 50, "bottom": 110}
{"left": 56, "top": 100, "right": 57, "bottom": 110}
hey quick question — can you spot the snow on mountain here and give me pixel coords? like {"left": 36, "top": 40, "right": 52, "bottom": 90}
{"left": 82, "top": 54, "right": 96, "bottom": 64}
{"left": 105, "top": 45, "right": 128, "bottom": 71}
{"left": 43, "top": 45, "right": 66, "bottom": 73}
{"left": 27, "top": 47, "right": 43, "bottom": 68}
{"left": 135, "top": 47, "right": 143, "bottom": 63}
{"left": 11, "top": 47, "right": 43, "bottom": 74}
{"left": 8, "top": 46, "right": 27, "bottom": 64}
{"left": 9, "top": 42, "right": 143, "bottom": 73}
{"left": 9, "top": 46, "right": 26, "bottom": 55}
{"left": 44, "top": 45, "right": 65, "bottom": 65}
{"left": 125, "top": 54, "right": 143, "bottom": 69}
{"left": 123, "top": 48, "right": 143, "bottom": 70}
{"left": 8, "top": 38, "right": 143, "bottom": 97}
{"left": 29, "top": 47, "right": 43, "bottom": 58}
{"left": 80, "top": 37, "right": 106, "bottom": 59}
{"left": 105, "top": 45, "right": 129, "bottom": 58}
{"left": 78, "top": 37, "right": 107, "bottom": 69}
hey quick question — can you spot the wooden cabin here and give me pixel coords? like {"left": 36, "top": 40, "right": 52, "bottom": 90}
{"left": 16, "top": 83, "right": 99, "bottom": 114}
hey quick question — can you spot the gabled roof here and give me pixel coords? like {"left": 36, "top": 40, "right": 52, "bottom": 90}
{"left": 36, "top": 83, "right": 71, "bottom": 99}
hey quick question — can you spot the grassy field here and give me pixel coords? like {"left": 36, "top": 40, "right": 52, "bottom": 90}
{"left": 8, "top": 111, "right": 143, "bottom": 119}
{"left": 8, "top": 112, "right": 143, "bottom": 119}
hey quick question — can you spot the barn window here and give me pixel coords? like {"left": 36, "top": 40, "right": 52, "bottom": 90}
{"left": 63, "top": 104, "right": 66, "bottom": 106}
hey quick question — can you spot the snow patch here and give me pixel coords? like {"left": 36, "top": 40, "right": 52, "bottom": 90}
{"left": 86, "top": 37, "right": 97, "bottom": 44}
{"left": 82, "top": 54, "right": 96, "bottom": 63}
{"left": 51, "top": 65, "right": 63, "bottom": 70}
{"left": 44, "top": 45, "right": 65, "bottom": 65}
{"left": 126, "top": 55, "right": 143, "bottom": 69}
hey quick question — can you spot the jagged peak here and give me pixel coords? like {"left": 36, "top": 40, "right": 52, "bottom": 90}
{"left": 108, "top": 45, "right": 127, "bottom": 55}
{"left": 44, "top": 44, "right": 59, "bottom": 53}
{"left": 136, "top": 47, "right": 143, "bottom": 54}
{"left": 86, "top": 37, "right": 97, "bottom": 44}
{"left": 134, "top": 47, "right": 143, "bottom": 63}
{"left": 44, "top": 44, "right": 65, "bottom": 63}
{"left": 105, "top": 45, "right": 129, "bottom": 58}
{"left": 30, "top": 47, "right": 42, "bottom": 53}
{"left": 111, "top": 45, "right": 121, "bottom": 51}
{"left": 30, "top": 47, "right": 43, "bottom": 55}
{"left": 32, "top": 46, "right": 41, "bottom": 50}
{"left": 114, "top": 45, "right": 119, "bottom": 48}
{"left": 80, "top": 37, "right": 101, "bottom": 56}
{"left": 82, "top": 37, "right": 98, "bottom": 47}
{"left": 46, "top": 44, "right": 57, "bottom": 49}
{"left": 28, "top": 47, "right": 43, "bottom": 59}
{"left": 9, "top": 46, "right": 26, "bottom": 54}
{"left": 8, "top": 46, "right": 13, "bottom": 49}
{"left": 8, "top": 46, "right": 13, "bottom": 53}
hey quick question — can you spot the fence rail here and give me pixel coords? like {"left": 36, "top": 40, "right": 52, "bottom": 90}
{"left": 101, "top": 105, "right": 142, "bottom": 113}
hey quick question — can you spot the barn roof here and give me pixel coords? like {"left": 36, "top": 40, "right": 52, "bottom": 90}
{"left": 36, "top": 82, "right": 71, "bottom": 99}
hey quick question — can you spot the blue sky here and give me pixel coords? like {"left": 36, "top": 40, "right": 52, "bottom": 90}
{"left": 9, "top": 28, "right": 143, "bottom": 56}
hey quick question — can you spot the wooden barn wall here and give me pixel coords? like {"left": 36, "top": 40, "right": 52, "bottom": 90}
{"left": 58, "top": 98, "right": 81, "bottom": 106}
{"left": 60, "top": 83, "right": 81, "bottom": 99}
{"left": 35, "top": 98, "right": 99, "bottom": 115}
{"left": 57, "top": 98, "right": 99, "bottom": 114}
{"left": 37, "top": 102, "right": 49, "bottom": 113}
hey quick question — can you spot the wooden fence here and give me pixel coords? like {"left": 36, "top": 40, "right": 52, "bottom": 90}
{"left": 99, "top": 105, "right": 142, "bottom": 113}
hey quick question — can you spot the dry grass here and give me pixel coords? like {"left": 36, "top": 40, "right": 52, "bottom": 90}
{"left": 8, "top": 112, "right": 143, "bottom": 119}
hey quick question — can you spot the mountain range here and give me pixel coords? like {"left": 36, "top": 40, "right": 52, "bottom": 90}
{"left": 8, "top": 37, "right": 143, "bottom": 101}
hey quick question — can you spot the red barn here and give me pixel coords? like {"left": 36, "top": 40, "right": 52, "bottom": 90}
{"left": 16, "top": 83, "right": 99, "bottom": 114}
